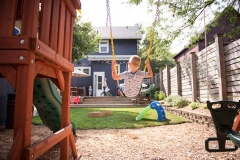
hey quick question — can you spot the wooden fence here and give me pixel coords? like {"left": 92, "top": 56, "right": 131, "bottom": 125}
{"left": 146, "top": 34, "right": 240, "bottom": 102}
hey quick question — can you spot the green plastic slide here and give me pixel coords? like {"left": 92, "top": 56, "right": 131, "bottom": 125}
{"left": 136, "top": 106, "right": 151, "bottom": 120}
{"left": 33, "top": 78, "right": 76, "bottom": 134}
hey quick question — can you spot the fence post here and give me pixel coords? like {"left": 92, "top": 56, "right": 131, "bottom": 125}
{"left": 155, "top": 73, "right": 158, "bottom": 86}
{"left": 214, "top": 34, "right": 227, "bottom": 100}
{"left": 159, "top": 69, "right": 163, "bottom": 91}
{"left": 166, "top": 64, "right": 171, "bottom": 96}
{"left": 176, "top": 62, "right": 181, "bottom": 96}
{"left": 190, "top": 52, "right": 197, "bottom": 102}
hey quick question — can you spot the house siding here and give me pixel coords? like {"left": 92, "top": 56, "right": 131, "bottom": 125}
{"left": 72, "top": 61, "right": 128, "bottom": 96}
{"left": 91, "top": 39, "right": 138, "bottom": 55}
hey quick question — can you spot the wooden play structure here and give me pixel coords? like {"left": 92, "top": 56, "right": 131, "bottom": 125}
{"left": 0, "top": 0, "right": 81, "bottom": 159}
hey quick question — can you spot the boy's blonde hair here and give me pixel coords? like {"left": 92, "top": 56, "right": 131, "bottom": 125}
{"left": 130, "top": 55, "right": 141, "bottom": 68}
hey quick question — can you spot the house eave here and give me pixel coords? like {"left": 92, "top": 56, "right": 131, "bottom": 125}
{"left": 88, "top": 55, "right": 133, "bottom": 61}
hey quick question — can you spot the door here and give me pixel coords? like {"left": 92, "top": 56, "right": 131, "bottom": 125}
{"left": 93, "top": 72, "right": 104, "bottom": 96}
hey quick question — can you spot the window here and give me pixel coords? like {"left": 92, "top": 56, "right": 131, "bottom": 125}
{"left": 99, "top": 40, "right": 109, "bottom": 53}
{"left": 74, "top": 67, "right": 91, "bottom": 76}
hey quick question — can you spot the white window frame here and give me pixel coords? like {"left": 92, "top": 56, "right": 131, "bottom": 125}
{"left": 74, "top": 67, "right": 91, "bottom": 76}
{"left": 99, "top": 40, "right": 109, "bottom": 53}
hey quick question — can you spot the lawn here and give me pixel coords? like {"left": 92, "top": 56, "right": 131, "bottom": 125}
{"left": 32, "top": 108, "right": 189, "bottom": 129}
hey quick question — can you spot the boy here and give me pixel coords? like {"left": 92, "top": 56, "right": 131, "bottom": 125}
{"left": 112, "top": 55, "right": 153, "bottom": 97}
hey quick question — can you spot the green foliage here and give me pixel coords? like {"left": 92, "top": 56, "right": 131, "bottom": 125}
{"left": 158, "top": 91, "right": 165, "bottom": 100}
{"left": 154, "top": 91, "right": 165, "bottom": 100}
{"left": 147, "top": 85, "right": 159, "bottom": 99}
{"left": 128, "top": 0, "right": 240, "bottom": 51}
{"left": 32, "top": 108, "right": 189, "bottom": 129}
{"left": 202, "top": 103, "right": 208, "bottom": 109}
{"left": 165, "top": 95, "right": 189, "bottom": 108}
{"left": 72, "top": 16, "right": 100, "bottom": 62}
{"left": 189, "top": 101, "right": 201, "bottom": 110}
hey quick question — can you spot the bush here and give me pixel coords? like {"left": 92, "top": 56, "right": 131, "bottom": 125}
{"left": 154, "top": 91, "right": 159, "bottom": 100}
{"left": 202, "top": 103, "right": 207, "bottom": 109}
{"left": 189, "top": 101, "right": 201, "bottom": 110}
{"left": 158, "top": 91, "right": 165, "bottom": 100}
{"left": 165, "top": 95, "right": 189, "bottom": 108}
{"left": 147, "top": 85, "right": 159, "bottom": 99}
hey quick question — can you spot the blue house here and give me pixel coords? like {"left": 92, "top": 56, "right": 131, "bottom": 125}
{"left": 72, "top": 26, "right": 142, "bottom": 96}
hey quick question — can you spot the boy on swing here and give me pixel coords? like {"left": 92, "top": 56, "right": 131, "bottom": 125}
{"left": 112, "top": 55, "right": 153, "bottom": 97}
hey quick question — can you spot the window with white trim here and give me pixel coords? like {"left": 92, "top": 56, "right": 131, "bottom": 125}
{"left": 99, "top": 40, "right": 109, "bottom": 53}
{"left": 74, "top": 67, "right": 91, "bottom": 76}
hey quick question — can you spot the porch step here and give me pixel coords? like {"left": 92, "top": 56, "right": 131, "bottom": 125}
{"left": 82, "top": 96, "right": 136, "bottom": 104}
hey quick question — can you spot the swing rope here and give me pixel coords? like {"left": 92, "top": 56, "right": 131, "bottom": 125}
{"left": 106, "top": 0, "right": 119, "bottom": 86}
{"left": 144, "top": 0, "right": 160, "bottom": 71}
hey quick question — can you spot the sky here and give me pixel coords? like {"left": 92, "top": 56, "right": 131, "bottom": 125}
{"left": 79, "top": 0, "right": 202, "bottom": 54}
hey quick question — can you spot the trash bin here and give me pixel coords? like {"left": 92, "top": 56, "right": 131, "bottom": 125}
{"left": 6, "top": 94, "right": 15, "bottom": 129}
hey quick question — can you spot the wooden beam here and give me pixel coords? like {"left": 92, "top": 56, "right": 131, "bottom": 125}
{"left": 60, "top": 72, "right": 72, "bottom": 159}
{"left": 69, "top": 17, "right": 74, "bottom": 62}
{"left": 34, "top": 61, "right": 44, "bottom": 78}
{"left": 70, "top": 133, "right": 80, "bottom": 159}
{"left": 35, "top": 61, "right": 58, "bottom": 79}
{"left": 24, "top": 125, "right": 72, "bottom": 159}
{"left": 58, "top": 0, "right": 66, "bottom": 56}
{"left": 214, "top": 34, "right": 227, "bottom": 100}
{"left": 0, "top": 37, "right": 31, "bottom": 50}
{"left": 0, "top": 65, "right": 17, "bottom": 89}
{"left": 71, "top": 0, "right": 81, "bottom": 9}
{"left": 63, "top": 0, "right": 76, "bottom": 17}
{"left": 0, "top": 50, "right": 30, "bottom": 64}
{"left": 55, "top": 69, "right": 65, "bottom": 92}
{"left": 50, "top": 78, "right": 61, "bottom": 90}
{"left": 49, "top": 0, "right": 61, "bottom": 51}
{"left": 7, "top": 129, "right": 23, "bottom": 160}
{"left": 32, "top": 39, "right": 74, "bottom": 72}
{"left": 0, "top": 0, "right": 18, "bottom": 36}
{"left": 63, "top": 9, "right": 71, "bottom": 60}
{"left": 14, "top": 52, "right": 35, "bottom": 158}
{"left": 39, "top": 0, "right": 52, "bottom": 45}
{"left": 190, "top": 52, "right": 197, "bottom": 102}
{"left": 21, "top": 0, "right": 40, "bottom": 37}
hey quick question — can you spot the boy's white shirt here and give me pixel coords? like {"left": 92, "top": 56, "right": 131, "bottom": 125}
{"left": 119, "top": 70, "right": 148, "bottom": 97}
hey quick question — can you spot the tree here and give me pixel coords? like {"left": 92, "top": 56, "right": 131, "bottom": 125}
{"left": 137, "top": 26, "right": 175, "bottom": 73}
{"left": 128, "top": 0, "right": 240, "bottom": 48}
{"left": 72, "top": 16, "right": 100, "bottom": 62}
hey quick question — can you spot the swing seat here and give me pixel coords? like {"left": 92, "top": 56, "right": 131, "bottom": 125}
{"left": 205, "top": 101, "right": 240, "bottom": 152}
{"left": 116, "top": 86, "right": 125, "bottom": 97}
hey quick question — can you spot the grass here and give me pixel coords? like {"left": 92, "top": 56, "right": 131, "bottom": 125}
{"left": 32, "top": 108, "right": 189, "bottom": 130}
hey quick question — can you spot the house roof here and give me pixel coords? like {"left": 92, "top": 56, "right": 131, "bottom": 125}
{"left": 94, "top": 26, "right": 142, "bottom": 39}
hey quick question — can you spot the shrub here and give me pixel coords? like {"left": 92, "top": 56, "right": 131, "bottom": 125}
{"left": 147, "top": 85, "right": 159, "bottom": 99}
{"left": 165, "top": 95, "right": 189, "bottom": 108}
{"left": 158, "top": 91, "right": 165, "bottom": 100}
{"left": 189, "top": 101, "right": 201, "bottom": 110}
{"left": 154, "top": 91, "right": 159, "bottom": 100}
{"left": 202, "top": 103, "right": 208, "bottom": 109}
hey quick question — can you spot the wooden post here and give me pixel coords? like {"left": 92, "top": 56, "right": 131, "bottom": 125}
{"left": 232, "top": 114, "right": 240, "bottom": 131}
{"left": 60, "top": 72, "right": 72, "bottom": 159}
{"left": 214, "top": 34, "right": 227, "bottom": 100}
{"left": 190, "top": 52, "right": 197, "bottom": 102}
{"left": 176, "top": 63, "right": 181, "bottom": 96}
{"left": 159, "top": 69, "right": 163, "bottom": 91}
{"left": 166, "top": 65, "right": 171, "bottom": 96}
{"left": 155, "top": 73, "right": 158, "bottom": 86}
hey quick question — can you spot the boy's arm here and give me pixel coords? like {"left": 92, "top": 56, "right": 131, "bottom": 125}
{"left": 112, "top": 61, "right": 120, "bottom": 80}
{"left": 145, "top": 59, "right": 153, "bottom": 78}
